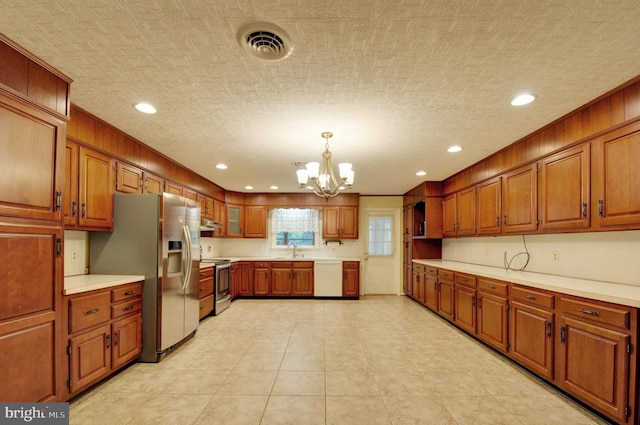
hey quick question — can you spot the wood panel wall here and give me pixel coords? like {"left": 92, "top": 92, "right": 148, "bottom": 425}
{"left": 67, "top": 104, "right": 225, "bottom": 201}
{"left": 443, "top": 76, "right": 640, "bottom": 194}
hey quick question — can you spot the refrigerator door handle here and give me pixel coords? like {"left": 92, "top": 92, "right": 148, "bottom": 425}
{"left": 181, "top": 225, "right": 192, "bottom": 290}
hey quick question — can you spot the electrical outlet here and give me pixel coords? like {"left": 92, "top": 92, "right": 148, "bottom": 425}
{"left": 552, "top": 250, "right": 559, "bottom": 262}
{"left": 484, "top": 248, "right": 489, "bottom": 256}
{"left": 71, "top": 249, "right": 78, "bottom": 261}
{"left": 207, "top": 245, "right": 212, "bottom": 252}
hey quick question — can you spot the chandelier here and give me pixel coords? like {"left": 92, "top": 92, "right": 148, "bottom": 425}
{"left": 296, "top": 132, "right": 354, "bottom": 200}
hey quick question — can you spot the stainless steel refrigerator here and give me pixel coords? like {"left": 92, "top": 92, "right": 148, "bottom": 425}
{"left": 90, "top": 192, "right": 200, "bottom": 362}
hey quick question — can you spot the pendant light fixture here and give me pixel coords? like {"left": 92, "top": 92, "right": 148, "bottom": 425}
{"left": 296, "top": 132, "right": 354, "bottom": 200}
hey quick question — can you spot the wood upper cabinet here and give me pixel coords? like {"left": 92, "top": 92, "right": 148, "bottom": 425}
{"left": 183, "top": 187, "right": 197, "bottom": 201}
{"left": 456, "top": 187, "right": 476, "bottom": 236}
{"left": 213, "top": 200, "right": 226, "bottom": 237}
{"left": 538, "top": 143, "right": 590, "bottom": 231}
{"left": 0, "top": 92, "right": 66, "bottom": 222}
{"left": 142, "top": 171, "right": 164, "bottom": 194}
{"left": 64, "top": 141, "right": 79, "bottom": 226}
{"left": 502, "top": 163, "right": 538, "bottom": 233}
{"left": 476, "top": 177, "right": 502, "bottom": 235}
{"left": 244, "top": 205, "right": 266, "bottom": 238}
{"left": 78, "top": 146, "right": 115, "bottom": 230}
{"left": 226, "top": 204, "right": 244, "bottom": 238}
{"left": 197, "top": 194, "right": 215, "bottom": 220}
{"left": 165, "top": 181, "right": 183, "bottom": 196}
{"left": 592, "top": 122, "right": 640, "bottom": 229}
{"left": 442, "top": 194, "right": 457, "bottom": 237}
{"left": 115, "top": 162, "right": 143, "bottom": 194}
{"left": 323, "top": 206, "right": 358, "bottom": 239}
{"left": 342, "top": 261, "right": 359, "bottom": 297}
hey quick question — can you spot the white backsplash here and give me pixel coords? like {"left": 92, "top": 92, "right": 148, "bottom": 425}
{"left": 442, "top": 230, "right": 640, "bottom": 286}
{"left": 64, "top": 230, "right": 89, "bottom": 276}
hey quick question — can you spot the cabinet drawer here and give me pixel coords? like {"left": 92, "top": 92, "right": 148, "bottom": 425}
{"left": 413, "top": 264, "right": 425, "bottom": 273}
{"left": 425, "top": 266, "right": 438, "bottom": 276}
{"left": 559, "top": 297, "right": 631, "bottom": 330}
{"left": 199, "top": 267, "right": 213, "bottom": 278}
{"left": 199, "top": 295, "right": 213, "bottom": 320}
{"left": 455, "top": 273, "right": 477, "bottom": 288}
{"left": 111, "top": 282, "right": 142, "bottom": 303}
{"left": 254, "top": 262, "right": 269, "bottom": 268}
{"left": 438, "top": 269, "right": 454, "bottom": 282}
{"left": 477, "top": 278, "right": 508, "bottom": 297}
{"left": 271, "top": 261, "right": 292, "bottom": 268}
{"left": 511, "top": 285, "right": 554, "bottom": 309}
{"left": 111, "top": 299, "right": 142, "bottom": 319}
{"left": 69, "top": 292, "right": 111, "bottom": 334}
{"left": 199, "top": 277, "right": 214, "bottom": 298}
{"left": 294, "top": 261, "right": 314, "bottom": 269}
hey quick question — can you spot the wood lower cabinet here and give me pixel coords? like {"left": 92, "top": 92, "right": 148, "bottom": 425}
{"left": 424, "top": 267, "right": 438, "bottom": 311}
{"left": 293, "top": 262, "right": 314, "bottom": 296}
{"left": 64, "top": 281, "right": 142, "bottom": 399}
{"left": 198, "top": 266, "right": 214, "bottom": 319}
{"left": 412, "top": 264, "right": 425, "bottom": 304}
{"left": 253, "top": 262, "right": 270, "bottom": 295}
{"left": 270, "top": 261, "right": 314, "bottom": 296}
{"left": 556, "top": 297, "right": 635, "bottom": 423}
{"left": 342, "top": 261, "right": 359, "bottom": 297}
{"left": 237, "top": 262, "right": 253, "bottom": 296}
{"left": 437, "top": 269, "right": 455, "bottom": 322}
{"left": 476, "top": 278, "right": 509, "bottom": 353}
{"left": 454, "top": 273, "right": 477, "bottom": 334}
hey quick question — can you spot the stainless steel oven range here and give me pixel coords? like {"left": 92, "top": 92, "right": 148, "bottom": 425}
{"left": 201, "top": 258, "right": 231, "bottom": 315}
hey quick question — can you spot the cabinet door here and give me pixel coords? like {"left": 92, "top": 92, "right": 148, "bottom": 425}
{"left": 64, "top": 141, "right": 79, "bottom": 227}
{"left": 339, "top": 206, "right": 358, "bottom": 239}
{"left": 227, "top": 204, "right": 243, "bottom": 238}
{"left": 213, "top": 200, "right": 226, "bottom": 237}
{"left": 293, "top": 269, "right": 314, "bottom": 296}
{"left": 271, "top": 268, "right": 292, "bottom": 295}
{"left": 424, "top": 274, "right": 438, "bottom": 311}
{"left": 78, "top": 146, "right": 114, "bottom": 230}
{"left": 477, "top": 292, "right": 509, "bottom": 353}
{"left": 322, "top": 207, "right": 340, "bottom": 239}
{"left": 244, "top": 205, "right": 266, "bottom": 238}
{"left": 593, "top": 126, "right": 640, "bottom": 228}
{"left": 557, "top": 316, "right": 630, "bottom": 423}
{"left": 111, "top": 314, "right": 142, "bottom": 370}
{"left": 539, "top": 144, "right": 590, "bottom": 230}
{"left": 253, "top": 267, "right": 270, "bottom": 295}
{"left": 454, "top": 285, "right": 476, "bottom": 334}
{"left": 237, "top": 262, "right": 253, "bottom": 296}
{"left": 509, "top": 300, "right": 554, "bottom": 379}
{"left": 412, "top": 268, "right": 423, "bottom": 303}
{"left": 69, "top": 324, "right": 111, "bottom": 393}
{"left": 0, "top": 224, "right": 62, "bottom": 402}
{"left": 442, "top": 194, "right": 457, "bottom": 237}
{"left": 456, "top": 187, "right": 476, "bottom": 236}
{"left": 143, "top": 172, "right": 164, "bottom": 194}
{"left": 476, "top": 177, "right": 501, "bottom": 235}
{"left": 116, "top": 162, "right": 143, "bottom": 194}
{"left": 183, "top": 188, "right": 197, "bottom": 201}
{"left": 502, "top": 163, "right": 537, "bottom": 233}
{"left": 341, "top": 262, "right": 359, "bottom": 297}
{"left": 437, "top": 280, "right": 455, "bottom": 322}
{"left": 0, "top": 93, "right": 65, "bottom": 222}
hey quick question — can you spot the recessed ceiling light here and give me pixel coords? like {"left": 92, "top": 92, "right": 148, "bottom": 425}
{"left": 511, "top": 94, "right": 536, "bottom": 106}
{"left": 216, "top": 164, "right": 228, "bottom": 170}
{"left": 245, "top": 185, "right": 253, "bottom": 190}
{"left": 270, "top": 185, "right": 279, "bottom": 190}
{"left": 134, "top": 102, "right": 157, "bottom": 114}
{"left": 416, "top": 171, "right": 427, "bottom": 176}
{"left": 447, "top": 146, "right": 463, "bottom": 153}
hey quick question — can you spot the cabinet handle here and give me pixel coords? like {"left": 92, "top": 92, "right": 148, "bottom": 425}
{"left": 124, "top": 290, "right": 135, "bottom": 296}
{"left": 72, "top": 201, "right": 77, "bottom": 217}
{"left": 579, "top": 308, "right": 600, "bottom": 316}
{"left": 524, "top": 294, "right": 536, "bottom": 300}
{"left": 460, "top": 278, "right": 468, "bottom": 282}
{"left": 122, "top": 305, "right": 134, "bottom": 312}
{"left": 114, "top": 331, "right": 119, "bottom": 346}
{"left": 56, "top": 191, "right": 62, "bottom": 211}
{"left": 503, "top": 215, "right": 507, "bottom": 226}
{"left": 85, "top": 308, "right": 100, "bottom": 315}
{"left": 582, "top": 202, "right": 588, "bottom": 219}
{"left": 81, "top": 202, "right": 86, "bottom": 218}
{"left": 560, "top": 326, "right": 566, "bottom": 344}
{"left": 598, "top": 199, "right": 604, "bottom": 217}
{"left": 472, "top": 296, "right": 475, "bottom": 307}
{"left": 546, "top": 321, "right": 552, "bottom": 338}
{"left": 106, "top": 334, "right": 111, "bottom": 349}
{"left": 487, "top": 284, "right": 496, "bottom": 289}
{"left": 478, "top": 297, "right": 482, "bottom": 308}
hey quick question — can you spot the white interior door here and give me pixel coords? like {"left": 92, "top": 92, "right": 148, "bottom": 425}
{"left": 362, "top": 208, "right": 401, "bottom": 294}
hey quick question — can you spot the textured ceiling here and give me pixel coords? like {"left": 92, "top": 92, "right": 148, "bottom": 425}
{"left": 2, "top": 1, "right": 640, "bottom": 195}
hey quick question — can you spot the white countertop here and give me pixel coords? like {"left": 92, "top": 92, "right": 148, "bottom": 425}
{"left": 201, "top": 257, "right": 360, "bottom": 263}
{"left": 413, "top": 259, "right": 640, "bottom": 308}
{"left": 64, "top": 274, "right": 145, "bottom": 295}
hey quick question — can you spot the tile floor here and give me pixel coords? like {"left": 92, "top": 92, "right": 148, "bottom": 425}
{"left": 69, "top": 296, "right": 611, "bottom": 425}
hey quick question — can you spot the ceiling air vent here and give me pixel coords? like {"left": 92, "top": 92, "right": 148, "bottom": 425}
{"left": 238, "top": 22, "right": 294, "bottom": 61}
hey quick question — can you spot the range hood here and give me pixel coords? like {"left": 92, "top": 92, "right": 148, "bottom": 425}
{"left": 200, "top": 218, "right": 222, "bottom": 230}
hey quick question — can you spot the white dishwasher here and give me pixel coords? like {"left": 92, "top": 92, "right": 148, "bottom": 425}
{"left": 314, "top": 260, "right": 343, "bottom": 297}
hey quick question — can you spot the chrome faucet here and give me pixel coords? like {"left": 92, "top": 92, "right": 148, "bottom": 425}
{"left": 288, "top": 240, "right": 299, "bottom": 258}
